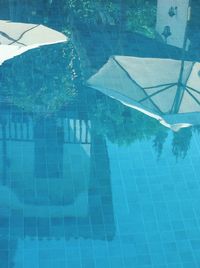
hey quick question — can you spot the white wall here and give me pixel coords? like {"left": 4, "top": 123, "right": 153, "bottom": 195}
{"left": 156, "top": 0, "right": 190, "bottom": 48}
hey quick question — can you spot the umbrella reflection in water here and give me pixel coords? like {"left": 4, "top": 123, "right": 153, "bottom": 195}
{"left": 0, "top": 20, "right": 67, "bottom": 65}
{"left": 87, "top": 55, "right": 200, "bottom": 131}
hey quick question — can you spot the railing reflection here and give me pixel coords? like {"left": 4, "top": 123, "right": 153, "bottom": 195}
{"left": 0, "top": 115, "right": 91, "bottom": 144}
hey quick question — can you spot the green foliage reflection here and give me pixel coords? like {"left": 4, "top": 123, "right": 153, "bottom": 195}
{"left": 66, "top": 0, "right": 156, "bottom": 37}
{"left": 0, "top": 42, "right": 78, "bottom": 115}
{"left": 172, "top": 128, "right": 193, "bottom": 159}
{"left": 91, "top": 95, "right": 164, "bottom": 146}
{"left": 91, "top": 94, "right": 198, "bottom": 159}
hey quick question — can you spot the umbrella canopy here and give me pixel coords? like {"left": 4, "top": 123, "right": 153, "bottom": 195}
{"left": 87, "top": 56, "right": 200, "bottom": 131}
{"left": 0, "top": 20, "right": 67, "bottom": 65}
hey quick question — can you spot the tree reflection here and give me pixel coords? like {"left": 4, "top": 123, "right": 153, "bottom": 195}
{"left": 172, "top": 127, "right": 193, "bottom": 159}
{"left": 91, "top": 94, "right": 164, "bottom": 145}
{"left": 91, "top": 93, "right": 199, "bottom": 159}
{"left": 0, "top": 41, "right": 78, "bottom": 115}
{"left": 153, "top": 130, "right": 168, "bottom": 159}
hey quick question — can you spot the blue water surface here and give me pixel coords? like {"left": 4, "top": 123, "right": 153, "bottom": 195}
{"left": 0, "top": 1, "right": 200, "bottom": 268}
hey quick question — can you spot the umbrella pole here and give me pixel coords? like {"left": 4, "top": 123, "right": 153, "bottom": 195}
{"left": 171, "top": 0, "right": 191, "bottom": 113}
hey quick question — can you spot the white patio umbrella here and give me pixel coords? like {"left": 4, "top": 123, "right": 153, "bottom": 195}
{"left": 0, "top": 20, "right": 67, "bottom": 65}
{"left": 87, "top": 56, "right": 200, "bottom": 131}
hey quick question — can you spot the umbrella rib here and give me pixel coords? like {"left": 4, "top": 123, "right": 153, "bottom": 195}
{"left": 112, "top": 57, "right": 142, "bottom": 88}
{"left": 8, "top": 24, "right": 40, "bottom": 46}
{"left": 139, "top": 83, "right": 177, "bottom": 103}
{"left": 186, "top": 85, "right": 200, "bottom": 95}
{"left": 143, "top": 83, "right": 176, "bottom": 90}
{"left": 112, "top": 57, "right": 164, "bottom": 114}
{"left": 185, "top": 88, "right": 200, "bottom": 106}
{"left": 0, "top": 31, "right": 26, "bottom": 46}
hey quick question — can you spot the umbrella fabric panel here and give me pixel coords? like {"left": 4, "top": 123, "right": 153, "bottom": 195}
{"left": 0, "top": 20, "right": 33, "bottom": 45}
{"left": 114, "top": 56, "right": 194, "bottom": 88}
{"left": 88, "top": 57, "right": 146, "bottom": 101}
{"left": 143, "top": 85, "right": 178, "bottom": 114}
{"left": 87, "top": 57, "right": 159, "bottom": 112}
{"left": 0, "top": 20, "right": 67, "bottom": 47}
{"left": 0, "top": 45, "right": 30, "bottom": 65}
{"left": 180, "top": 61, "right": 196, "bottom": 85}
{"left": 178, "top": 63, "right": 200, "bottom": 113}
{"left": 18, "top": 24, "right": 67, "bottom": 46}
{"left": 0, "top": 20, "right": 67, "bottom": 66}
{"left": 186, "top": 63, "right": 200, "bottom": 92}
{"left": 179, "top": 90, "right": 200, "bottom": 113}
{"left": 113, "top": 56, "right": 199, "bottom": 114}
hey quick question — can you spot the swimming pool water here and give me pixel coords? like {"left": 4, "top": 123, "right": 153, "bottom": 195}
{"left": 0, "top": 1, "right": 200, "bottom": 268}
